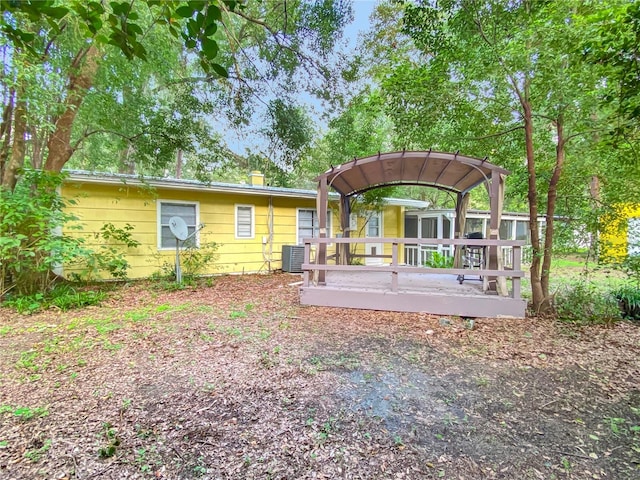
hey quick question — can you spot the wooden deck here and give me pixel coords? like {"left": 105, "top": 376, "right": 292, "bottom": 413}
{"left": 299, "top": 238, "right": 527, "bottom": 318}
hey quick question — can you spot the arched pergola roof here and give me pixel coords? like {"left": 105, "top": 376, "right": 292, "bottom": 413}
{"left": 315, "top": 150, "right": 510, "bottom": 197}
{"left": 313, "top": 150, "right": 510, "bottom": 293}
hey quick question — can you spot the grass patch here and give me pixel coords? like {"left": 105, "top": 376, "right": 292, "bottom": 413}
{"left": 0, "top": 404, "right": 49, "bottom": 420}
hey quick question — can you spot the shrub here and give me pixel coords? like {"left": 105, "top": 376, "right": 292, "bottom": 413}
{"left": 612, "top": 284, "right": 640, "bottom": 321}
{"left": 553, "top": 281, "right": 622, "bottom": 325}
{"left": 0, "top": 169, "right": 91, "bottom": 297}
{"left": 149, "top": 241, "right": 220, "bottom": 283}
{"left": 80, "top": 223, "right": 141, "bottom": 280}
{"left": 425, "top": 251, "right": 454, "bottom": 269}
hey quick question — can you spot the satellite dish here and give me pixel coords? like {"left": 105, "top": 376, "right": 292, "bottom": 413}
{"left": 169, "top": 216, "right": 188, "bottom": 241}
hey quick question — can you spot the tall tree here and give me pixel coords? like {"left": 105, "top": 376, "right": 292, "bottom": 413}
{"left": 0, "top": 0, "right": 352, "bottom": 191}
{"left": 372, "top": 0, "right": 608, "bottom": 313}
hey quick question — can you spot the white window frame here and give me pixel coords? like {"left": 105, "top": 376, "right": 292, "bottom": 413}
{"left": 235, "top": 204, "right": 255, "bottom": 239}
{"left": 157, "top": 199, "right": 200, "bottom": 250}
{"left": 296, "top": 208, "right": 332, "bottom": 245}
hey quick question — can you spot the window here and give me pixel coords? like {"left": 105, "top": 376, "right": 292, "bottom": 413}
{"left": 515, "top": 220, "right": 530, "bottom": 242}
{"left": 158, "top": 201, "right": 199, "bottom": 249}
{"left": 235, "top": 205, "right": 254, "bottom": 239}
{"left": 421, "top": 217, "right": 437, "bottom": 238}
{"left": 404, "top": 216, "right": 418, "bottom": 238}
{"left": 442, "top": 216, "right": 452, "bottom": 239}
{"left": 297, "top": 209, "right": 331, "bottom": 245}
{"left": 366, "top": 212, "right": 381, "bottom": 237}
{"left": 465, "top": 218, "right": 485, "bottom": 237}
{"left": 628, "top": 218, "right": 640, "bottom": 256}
{"left": 500, "top": 220, "right": 514, "bottom": 240}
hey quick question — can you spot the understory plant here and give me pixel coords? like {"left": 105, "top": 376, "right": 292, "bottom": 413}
{"left": 0, "top": 169, "right": 90, "bottom": 297}
{"left": 3, "top": 283, "right": 107, "bottom": 314}
{"left": 425, "top": 251, "right": 454, "bottom": 269}
{"left": 612, "top": 284, "right": 640, "bottom": 321}
{"left": 150, "top": 241, "right": 220, "bottom": 283}
{"left": 80, "top": 223, "right": 141, "bottom": 280}
{"left": 553, "top": 280, "right": 622, "bottom": 325}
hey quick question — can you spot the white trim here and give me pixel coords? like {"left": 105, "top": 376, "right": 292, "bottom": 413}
{"left": 235, "top": 204, "right": 255, "bottom": 239}
{"left": 157, "top": 199, "right": 200, "bottom": 250}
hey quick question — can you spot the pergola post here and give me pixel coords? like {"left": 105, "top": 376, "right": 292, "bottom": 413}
{"left": 339, "top": 194, "right": 351, "bottom": 265}
{"left": 487, "top": 170, "right": 507, "bottom": 295}
{"left": 316, "top": 175, "right": 328, "bottom": 284}
{"left": 453, "top": 192, "right": 470, "bottom": 268}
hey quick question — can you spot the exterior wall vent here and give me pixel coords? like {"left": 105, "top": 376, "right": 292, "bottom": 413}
{"left": 282, "top": 245, "right": 304, "bottom": 273}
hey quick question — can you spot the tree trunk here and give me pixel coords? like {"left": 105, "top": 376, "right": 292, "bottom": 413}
{"left": 30, "top": 125, "right": 45, "bottom": 169}
{"left": 0, "top": 88, "right": 15, "bottom": 188}
{"left": 44, "top": 45, "right": 100, "bottom": 173}
{"left": 540, "top": 115, "right": 566, "bottom": 302}
{"left": 176, "top": 149, "right": 183, "bottom": 178}
{"left": 522, "top": 84, "right": 545, "bottom": 313}
{"left": 2, "top": 94, "right": 27, "bottom": 192}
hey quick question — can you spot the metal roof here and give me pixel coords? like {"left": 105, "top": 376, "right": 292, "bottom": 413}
{"left": 316, "top": 150, "right": 510, "bottom": 197}
{"left": 64, "top": 170, "right": 430, "bottom": 208}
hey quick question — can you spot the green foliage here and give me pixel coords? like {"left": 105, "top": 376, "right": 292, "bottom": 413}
{"left": 0, "top": 169, "right": 90, "bottom": 297}
{"left": 98, "top": 422, "right": 121, "bottom": 458}
{"left": 425, "top": 252, "right": 454, "bottom": 269}
{"left": 265, "top": 99, "right": 314, "bottom": 168}
{"left": 553, "top": 281, "right": 622, "bottom": 325}
{"left": 612, "top": 284, "right": 640, "bottom": 321}
{"left": 151, "top": 241, "right": 220, "bottom": 283}
{"left": 614, "top": 255, "right": 640, "bottom": 287}
{"left": 0, "top": 0, "right": 235, "bottom": 76}
{"left": 4, "top": 284, "right": 107, "bottom": 315}
{"left": 24, "top": 438, "right": 52, "bottom": 463}
{"left": 84, "top": 223, "right": 140, "bottom": 280}
{"left": 0, "top": 404, "right": 49, "bottom": 420}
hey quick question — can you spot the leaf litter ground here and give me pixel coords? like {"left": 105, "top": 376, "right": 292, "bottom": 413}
{"left": 0, "top": 273, "right": 639, "bottom": 479}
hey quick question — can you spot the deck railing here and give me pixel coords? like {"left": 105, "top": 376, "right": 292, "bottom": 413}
{"left": 302, "top": 237, "right": 526, "bottom": 300}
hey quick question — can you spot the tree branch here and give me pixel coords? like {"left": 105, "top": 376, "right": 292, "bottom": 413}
{"left": 449, "top": 125, "right": 524, "bottom": 142}
{"left": 71, "top": 128, "right": 144, "bottom": 151}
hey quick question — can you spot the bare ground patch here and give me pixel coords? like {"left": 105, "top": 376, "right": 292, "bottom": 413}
{"left": 0, "top": 273, "right": 639, "bottom": 479}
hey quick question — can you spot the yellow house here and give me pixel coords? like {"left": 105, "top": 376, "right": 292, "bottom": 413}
{"left": 61, "top": 171, "right": 419, "bottom": 279}
{"left": 600, "top": 204, "right": 640, "bottom": 260}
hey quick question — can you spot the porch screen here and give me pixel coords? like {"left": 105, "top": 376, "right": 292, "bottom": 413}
{"left": 500, "top": 220, "right": 513, "bottom": 240}
{"left": 421, "top": 217, "right": 437, "bottom": 238}
{"left": 515, "top": 221, "right": 530, "bottom": 242}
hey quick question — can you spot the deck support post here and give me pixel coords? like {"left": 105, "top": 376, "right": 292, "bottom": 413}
{"left": 488, "top": 171, "right": 508, "bottom": 295}
{"left": 303, "top": 241, "right": 310, "bottom": 287}
{"left": 317, "top": 176, "right": 328, "bottom": 284}
{"left": 391, "top": 241, "right": 398, "bottom": 292}
{"left": 454, "top": 192, "right": 469, "bottom": 268}
{"left": 512, "top": 245, "right": 522, "bottom": 299}
{"left": 339, "top": 194, "right": 351, "bottom": 265}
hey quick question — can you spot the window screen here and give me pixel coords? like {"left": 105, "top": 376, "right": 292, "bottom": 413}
{"left": 367, "top": 213, "right": 381, "bottom": 237}
{"left": 159, "top": 202, "right": 197, "bottom": 249}
{"left": 421, "top": 217, "right": 437, "bottom": 238}
{"left": 298, "top": 209, "right": 331, "bottom": 245}
{"left": 236, "top": 205, "right": 253, "bottom": 238}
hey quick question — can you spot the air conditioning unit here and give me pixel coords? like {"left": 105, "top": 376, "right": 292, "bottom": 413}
{"left": 282, "top": 245, "right": 305, "bottom": 273}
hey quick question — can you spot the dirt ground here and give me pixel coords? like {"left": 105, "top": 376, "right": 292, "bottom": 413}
{"left": 0, "top": 273, "right": 639, "bottom": 479}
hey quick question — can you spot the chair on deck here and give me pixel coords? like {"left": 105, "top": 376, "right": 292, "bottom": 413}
{"left": 457, "top": 232, "right": 485, "bottom": 284}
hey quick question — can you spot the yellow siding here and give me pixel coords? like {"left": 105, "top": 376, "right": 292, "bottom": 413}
{"left": 600, "top": 204, "right": 640, "bottom": 260}
{"left": 61, "top": 181, "right": 404, "bottom": 279}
